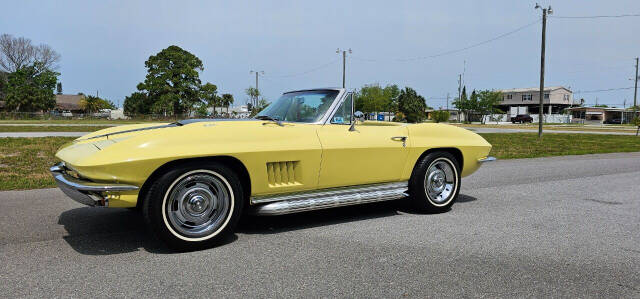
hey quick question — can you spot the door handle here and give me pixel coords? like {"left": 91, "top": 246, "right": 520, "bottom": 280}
{"left": 391, "top": 136, "right": 407, "bottom": 147}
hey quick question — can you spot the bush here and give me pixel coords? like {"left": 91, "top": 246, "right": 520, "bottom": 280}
{"left": 431, "top": 110, "right": 450, "bottom": 123}
{"left": 393, "top": 112, "right": 405, "bottom": 122}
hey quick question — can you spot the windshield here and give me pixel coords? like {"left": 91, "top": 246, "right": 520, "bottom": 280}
{"left": 256, "top": 90, "right": 339, "bottom": 123}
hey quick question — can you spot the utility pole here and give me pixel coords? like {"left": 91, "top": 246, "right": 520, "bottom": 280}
{"left": 446, "top": 93, "right": 450, "bottom": 110}
{"left": 457, "top": 74, "right": 462, "bottom": 122}
{"left": 336, "top": 48, "right": 352, "bottom": 88}
{"left": 634, "top": 57, "right": 638, "bottom": 116}
{"left": 250, "top": 70, "right": 264, "bottom": 107}
{"left": 535, "top": 3, "right": 552, "bottom": 138}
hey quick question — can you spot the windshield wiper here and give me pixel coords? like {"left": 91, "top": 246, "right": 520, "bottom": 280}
{"left": 255, "top": 115, "right": 284, "bottom": 126}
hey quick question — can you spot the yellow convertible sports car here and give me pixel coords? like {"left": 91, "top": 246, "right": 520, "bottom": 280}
{"left": 51, "top": 88, "right": 494, "bottom": 250}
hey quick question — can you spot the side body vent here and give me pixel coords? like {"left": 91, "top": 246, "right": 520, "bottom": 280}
{"left": 266, "top": 161, "right": 300, "bottom": 187}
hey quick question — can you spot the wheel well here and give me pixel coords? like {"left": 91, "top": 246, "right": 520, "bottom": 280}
{"left": 416, "top": 147, "right": 464, "bottom": 171}
{"left": 136, "top": 156, "right": 252, "bottom": 208}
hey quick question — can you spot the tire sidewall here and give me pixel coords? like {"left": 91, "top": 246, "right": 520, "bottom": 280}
{"left": 422, "top": 157, "right": 459, "bottom": 207}
{"left": 409, "top": 152, "right": 461, "bottom": 212}
{"left": 143, "top": 162, "right": 244, "bottom": 250}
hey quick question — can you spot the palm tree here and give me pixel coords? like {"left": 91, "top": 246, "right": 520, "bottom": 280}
{"left": 201, "top": 83, "right": 218, "bottom": 116}
{"left": 221, "top": 93, "right": 234, "bottom": 115}
{"left": 245, "top": 87, "right": 260, "bottom": 109}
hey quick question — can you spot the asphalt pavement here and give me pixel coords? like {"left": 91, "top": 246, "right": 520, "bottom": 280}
{"left": 1, "top": 153, "right": 639, "bottom": 297}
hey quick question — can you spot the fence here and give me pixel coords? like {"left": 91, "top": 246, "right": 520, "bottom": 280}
{"left": 0, "top": 111, "right": 249, "bottom": 121}
{"left": 481, "top": 113, "right": 572, "bottom": 124}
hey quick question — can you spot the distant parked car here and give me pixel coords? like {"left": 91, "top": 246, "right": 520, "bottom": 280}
{"left": 61, "top": 110, "right": 73, "bottom": 117}
{"left": 604, "top": 118, "right": 622, "bottom": 124}
{"left": 511, "top": 114, "right": 533, "bottom": 124}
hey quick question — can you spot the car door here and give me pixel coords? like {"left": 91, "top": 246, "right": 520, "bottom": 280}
{"left": 316, "top": 94, "right": 409, "bottom": 189}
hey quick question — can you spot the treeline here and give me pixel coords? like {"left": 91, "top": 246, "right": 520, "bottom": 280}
{"left": 123, "top": 45, "right": 233, "bottom": 116}
{"left": 0, "top": 34, "right": 60, "bottom": 112}
{"left": 355, "top": 84, "right": 432, "bottom": 123}
{"left": 0, "top": 34, "right": 116, "bottom": 113}
{"left": 452, "top": 86, "right": 503, "bottom": 123}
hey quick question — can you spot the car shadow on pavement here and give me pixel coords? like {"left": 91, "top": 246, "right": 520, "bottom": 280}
{"left": 58, "top": 194, "right": 477, "bottom": 255}
{"left": 56, "top": 207, "right": 234, "bottom": 255}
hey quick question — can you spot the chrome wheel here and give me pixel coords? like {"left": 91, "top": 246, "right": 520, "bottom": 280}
{"left": 164, "top": 171, "right": 232, "bottom": 239}
{"left": 424, "top": 158, "right": 458, "bottom": 206}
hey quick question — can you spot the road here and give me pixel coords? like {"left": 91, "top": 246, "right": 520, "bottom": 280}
{"left": 0, "top": 132, "right": 87, "bottom": 137}
{"left": 463, "top": 127, "right": 637, "bottom": 135}
{"left": 1, "top": 153, "right": 639, "bottom": 297}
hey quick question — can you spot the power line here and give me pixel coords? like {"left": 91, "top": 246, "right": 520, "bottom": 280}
{"left": 266, "top": 59, "right": 339, "bottom": 78}
{"left": 397, "top": 19, "right": 541, "bottom": 62}
{"left": 573, "top": 87, "right": 635, "bottom": 94}
{"left": 349, "top": 19, "right": 541, "bottom": 63}
{"left": 551, "top": 13, "right": 640, "bottom": 19}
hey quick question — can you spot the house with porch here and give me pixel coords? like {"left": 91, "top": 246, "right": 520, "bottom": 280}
{"left": 497, "top": 86, "right": 575, "bottom": 117}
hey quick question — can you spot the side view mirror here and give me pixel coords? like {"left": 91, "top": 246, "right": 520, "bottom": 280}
{"left": 354, "top": 111, "right": 364, "bottom": 121}
{"left": 349, "top": 111, "right": 364, "bottom": 132}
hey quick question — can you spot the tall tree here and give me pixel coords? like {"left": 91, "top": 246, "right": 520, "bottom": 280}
{"left": 397, "top": 87, "right": 427, "bottom": 123}
{"left": 476, "top": 90, "right": 503, "bottom": 124}
{"left": 452, "top": 86, "right": 475, "bottom": 123}
{"left": 135, "top": 45, "right": 203, "bottom": 115}
{"left": 355, "top": 83, "right": 400, "bottom": 120}
{"left": 0, "top": 34, "right": 60, "bottom": 73}
{"left": 4, "top": 62, "right": 58, "bottom": 112}
{"left": 383, "top": 84, "right": 400, "bottom": 120}
{"left": 245, "top": 87, "right": 260, "bottom": 108}
{"left": 0, "top": 71, "right": 7, "bottom": 100}
{"left": 56, "top": 82, "right": 62, "bottom": 94}
{"left": 221, "top": 93, "right": 234, "bottom": 114}
{"left": 200, "top": 83, "right": 218, "bottom": 115}
{"left": 249, "top": 98, "right": 269, "bottom": 117}
{"left": 123, "top": 92, "right": 151, "bottom": 116}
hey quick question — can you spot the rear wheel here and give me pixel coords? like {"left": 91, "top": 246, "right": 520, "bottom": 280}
{"left": 143, "top": 162, "right": 244, "bottom": 250}
{"left": 409, "top": 151, "right": 461, "bottom": 213}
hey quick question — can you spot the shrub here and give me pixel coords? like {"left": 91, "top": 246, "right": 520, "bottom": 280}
{"left": 431, "top": 110, "right": 450, "bottom": 123}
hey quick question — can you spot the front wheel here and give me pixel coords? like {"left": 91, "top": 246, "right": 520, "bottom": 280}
{"left": 408, "top": 152, "right": 461, "bottom": 213}
{"left": 142, "top": 162, "right": 244, "bottom": 250}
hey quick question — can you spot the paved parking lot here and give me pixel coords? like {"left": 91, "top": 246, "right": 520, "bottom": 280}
{"left": 1, "top": 153, "right": 639, "bottom": 297}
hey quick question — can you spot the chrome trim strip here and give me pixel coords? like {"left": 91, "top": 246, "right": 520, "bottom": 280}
{"left": 82, "top": 123, "right": 177, "bottom": 140}
{"left": 252, "top": 182, "right": 408, "bottom": 216}
{"left": 478, "top": 156, "right": 497, "bottom": 163}
{"left": 251, "top": 181, "right": 407, "bottom": 205}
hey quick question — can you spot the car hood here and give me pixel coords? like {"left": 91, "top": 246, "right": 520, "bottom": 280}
{"left": 57, "top": 119, "right": 267, "bottom": 164}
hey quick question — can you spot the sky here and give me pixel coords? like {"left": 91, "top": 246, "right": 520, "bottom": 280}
{"left": 1, "top": 0, "right": 639, "bottom": 108}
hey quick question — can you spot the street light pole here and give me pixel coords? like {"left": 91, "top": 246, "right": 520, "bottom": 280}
{"left": 336, "top": 48, "right": 352, "bottom": 88}
{"left": 250, "top": 70, "right": 264, "bottom": 107}
{"left": 535, "top": 3, "right": 552, "bottom": 138}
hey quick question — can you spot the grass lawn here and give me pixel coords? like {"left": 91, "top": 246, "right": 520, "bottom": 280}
{"left": 0, "top": 137, "right": 74, "bottom": 190}
{"left": 0, "top": 126, "right": 111, "bottom": 132}
{"left": 480, "top": 133, "right": 640, "bottom": 159}
{"left": 0, "top": 119, "right": 151, "bottom": 124}
{"left": 1, "top": 133, "right": 639, "bottom": 191}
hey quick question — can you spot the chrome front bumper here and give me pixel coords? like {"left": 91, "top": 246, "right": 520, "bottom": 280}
{"left": 478, "top": 156, "right": 497, "bottom": 163}
{"left": 50, "top": 162, "right": 139, "bottom": 207}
